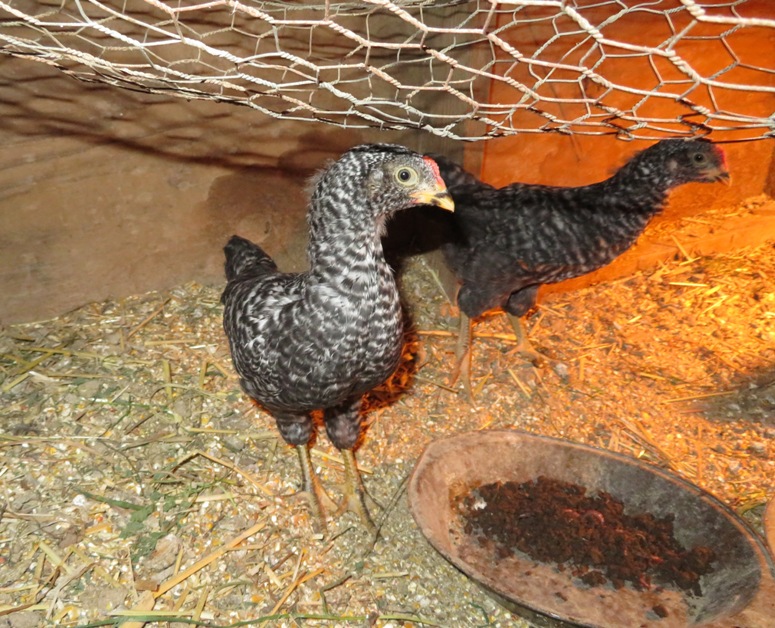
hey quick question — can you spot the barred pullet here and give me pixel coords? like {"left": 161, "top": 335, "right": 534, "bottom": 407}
{"left": 221, "top": 144, "right": 453, "bottom": 532}
{"left": 433, "top": 139, "right": 729, "bottom": 396}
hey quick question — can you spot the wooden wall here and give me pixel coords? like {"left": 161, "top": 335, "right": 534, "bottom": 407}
{"left": 1, "top": 0, "right": 485, "bottom": 324}
{"left": 0, "top": 60, "right": 462, "bottom": 324}
{"left": 2, "top": 2, "right": 772, "bottom": 323}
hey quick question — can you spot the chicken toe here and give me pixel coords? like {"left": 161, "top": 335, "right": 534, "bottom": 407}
{"left": 506, "top": 314, "right": 548, "bottom": 366}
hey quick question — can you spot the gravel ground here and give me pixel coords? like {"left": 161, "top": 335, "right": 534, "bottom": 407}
{"left": 1, "top": 220, "right": 773, "bottom": 627}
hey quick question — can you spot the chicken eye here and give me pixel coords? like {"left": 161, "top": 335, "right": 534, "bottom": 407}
{"left": 693, "top": 152, "right": 706, "bottom": 163}
{"left": 395, "top": 167, "right": 419, "bottom": 186}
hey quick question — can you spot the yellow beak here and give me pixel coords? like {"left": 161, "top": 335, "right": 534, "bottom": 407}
{"left": 714, "top": 170, "right": 731, "bottom": 186}
{"left": 412, "top": 188, "right": 455, "bottom": 212}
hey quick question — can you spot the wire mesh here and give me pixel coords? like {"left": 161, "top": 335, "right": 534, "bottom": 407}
{"left": 1, "top": 0, "right": 773, "bottom": 141}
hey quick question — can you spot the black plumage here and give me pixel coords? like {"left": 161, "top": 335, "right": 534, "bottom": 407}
{"left": 221, "top": 143, "right": 453, "bottom": 532}
{"left": 433, "top": 139, "right": 729, "bottom": 394}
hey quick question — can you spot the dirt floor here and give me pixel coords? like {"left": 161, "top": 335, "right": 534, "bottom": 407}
{"left": 1, "top": 206, "right": 774, "bottom": 627}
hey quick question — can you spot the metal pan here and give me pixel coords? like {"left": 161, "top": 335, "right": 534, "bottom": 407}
{"left": 765, "top": 497, "right": 775, "bottom": 559}
{"left": 408, "top": 430, "right": 775, "bottom": 627}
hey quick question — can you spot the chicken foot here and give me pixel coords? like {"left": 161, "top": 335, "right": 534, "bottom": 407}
{"left": 448, "top": 310, "right": 550, "bottom": 403}
{"left": 297, "top": 444, "right": 338, "bottom": 534}
{"left": 334, "top": 449, "right": 376, "bottom": 534}
{"left": 506, "top": 313, "right": 548, "bottom": 366}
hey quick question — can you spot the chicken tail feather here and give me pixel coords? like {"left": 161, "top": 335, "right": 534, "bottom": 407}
{"left": 224, "top": 235, "right": 277, "bottom": 282}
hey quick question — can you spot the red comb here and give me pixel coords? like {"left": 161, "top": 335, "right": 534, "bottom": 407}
{"left": 423, "top": 155, "right": 445, "bottom": 186}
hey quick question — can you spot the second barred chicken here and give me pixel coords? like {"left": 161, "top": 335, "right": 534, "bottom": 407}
{"left": 432, "top": 139, "right": 729, "bottom": 397}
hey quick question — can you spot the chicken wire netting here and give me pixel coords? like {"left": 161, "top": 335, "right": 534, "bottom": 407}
{"left": 1, "top": 0, "right": 774, "bottom": 142}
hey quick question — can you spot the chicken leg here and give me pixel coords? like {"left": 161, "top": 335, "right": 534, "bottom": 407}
{"left": 295, "top": 444, "right": 375, "bottom": 534}
{"left": 296, "top": 444, "right": 338, "bottom": 534}
{"left": 336, "top": 448, "right": 376, "bottom": 534}
{"left": 448, "top": 310, "right": 547, "bottom": 403}
{"left": 447, "top": 311, "right": 476, "bottom": 403}
{"left": 324, "top": 398, "right": 377, "bottom": 533}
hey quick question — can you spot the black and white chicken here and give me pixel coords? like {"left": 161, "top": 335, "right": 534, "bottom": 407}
{"left": 432, "top": 139, "right": 729, "bottom": 396}
{"left": 221, "top": 144, "right": 453, "bottom": 532}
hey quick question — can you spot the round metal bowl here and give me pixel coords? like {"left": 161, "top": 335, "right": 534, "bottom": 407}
{"left": 408, "top": 430, "right": 775, "bottom": 627}
{"left": 765, "top": 497, "right": 775, "bottom": 559}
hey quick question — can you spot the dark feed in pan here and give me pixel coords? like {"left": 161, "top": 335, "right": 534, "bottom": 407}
{"left": 456, "top": 476, "right": 717, "bottom": 605}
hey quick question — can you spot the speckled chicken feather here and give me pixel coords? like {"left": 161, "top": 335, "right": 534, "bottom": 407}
{"left": 434, "top": 139, "right": 728, "bottom": 320}
{"left": 221, "top": 143, "right": 449, "bottom": 453}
